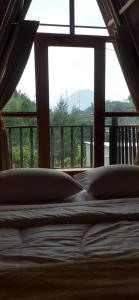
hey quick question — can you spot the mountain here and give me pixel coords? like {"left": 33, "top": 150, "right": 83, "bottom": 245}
{"left": 67, "top": 89, "right": 94, "bottom": 112}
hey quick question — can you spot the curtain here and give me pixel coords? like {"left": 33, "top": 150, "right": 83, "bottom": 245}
{"left": 0, "top": 114, "right": 11, "bottom": 169}
{"left": 0, "top": 1, "right": 32, "bottom": 61}
{"left": 0, "top": 19, "right": 39, "bottom": 170}
{"left": 96, "top": 0, "right": 139, "bottom": 110}
{"left": 0, "top": 20, "right": 39, "bottom": 109}
{"left": 114, "top": 27, "right": 139, "bottom": 110}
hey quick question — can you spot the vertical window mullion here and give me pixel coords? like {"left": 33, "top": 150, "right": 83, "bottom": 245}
{"left": 35, "top": 38, "right": 50, "bottom": 168}
{"left": 70, "top": 0, "right": 75, "bottom": 35}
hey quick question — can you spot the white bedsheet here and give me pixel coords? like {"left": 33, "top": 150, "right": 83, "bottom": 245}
{"left": 1, "top": 197, "right": 139, "bottom": 267}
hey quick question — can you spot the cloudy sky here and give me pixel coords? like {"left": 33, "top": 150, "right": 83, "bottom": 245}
{"left": 17, "top": 0, "right": 129, "bottom": 106}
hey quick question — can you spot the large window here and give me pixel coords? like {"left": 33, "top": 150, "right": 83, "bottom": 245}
{"left": 7, "top": 0, "right": 133, "bottom": 169}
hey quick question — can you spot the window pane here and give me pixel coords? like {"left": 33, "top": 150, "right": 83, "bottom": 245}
{"left": 75, "top": 27, "right": 108, "bottom": 36}
{"left": 16, "top": 46, "right": 36, "bottom": 110}
{"left": 105, "top": 43, "right": 130, "bottom": 108}
{"left": 26, "top": 0, "right": 69, "bottom": 25}
{"left": 75, "top": 0, "right": 105, "bottom": 27}
{"left": 49, "top": 47, "right": 94, "bottom": 168}
{"left": 37, "top": 26, "right": 69, "bottom": 34}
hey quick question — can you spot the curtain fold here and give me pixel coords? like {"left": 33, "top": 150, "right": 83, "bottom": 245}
{"left": 0, "top": 19, "right": 39, "bottom": 170}
{"left": 0, "top": 0, "right": 30, "bottom": 61}
{"left": 0, "top": 20, "right": 39, "bottom": 109}
{"left": 0, "top": 113, "right": 11, "bottom": 170}
{"left": 96, "top": 0, "right": 139, "bottom": 110}
{"left": 115, "top": 27, "right": 139, "bottom": 110}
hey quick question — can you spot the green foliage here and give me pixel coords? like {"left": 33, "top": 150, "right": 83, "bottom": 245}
{"left": 51, "top": 97, "right": 70, "bottom": 125}
{"left": 4, "top": 90, "right": 36, "bottom": 112}
{"left": 3, "top": 90, "right": 37, "bottom": 167}
{"left": 12, "top": 146, "right": 38, "bottom": 168}
{"left": 4, "top": 90, "right": 36, "bottom": 127}
{"left": 50, "top": 98, "right": 92, "bottom": 167}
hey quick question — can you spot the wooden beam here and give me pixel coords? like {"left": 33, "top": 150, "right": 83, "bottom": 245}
{"left": 107, "top": 0, "right": 120, "bottom": 26}
{"left": 119, "top": 0, "right": 136, "bottom": 15}
{"left": 94, "top": 43, "right": 105, "bottom": 167}
{"left": 108, "top": 0, "right": 136, "bottom": 27}
{"left": 35, "top": 33, "right": 116, "bottom": 46}
{"left": 105, "top": 111, "right": 139, "bottom": 117}
{"left": 2, "top": 112, "right": 37, "bottom": 117}
{"left": 108, "top": 18, "right": 115, "bottom": 27}
{"left": 34, "top": 39, "right": 50, "bottom": 168}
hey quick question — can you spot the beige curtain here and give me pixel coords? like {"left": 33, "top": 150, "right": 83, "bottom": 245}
{"left": 0, "top": 113, "right": 11, "bottom": 169}
{"left": 96, "top": 0, "right": 139, "bottom": 110}
{"left": 0, "top": 19, "right": 39, "bottom": 170}
{"left": 0, "top": 20, "right": 39, "bottom": 109}
{"left": 0, "top": 1, "right": 32, "bottom": 62}
{"left": 114, "top": 27, "right": 139, "bottom": 110}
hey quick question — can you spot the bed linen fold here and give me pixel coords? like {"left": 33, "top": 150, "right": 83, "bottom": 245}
{"left": 0, "top": 197, "right": 139, "bottom": 227}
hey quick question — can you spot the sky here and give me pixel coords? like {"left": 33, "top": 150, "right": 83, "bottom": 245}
{"left": 17, "top": 0, "right": 129, "bottom": 106}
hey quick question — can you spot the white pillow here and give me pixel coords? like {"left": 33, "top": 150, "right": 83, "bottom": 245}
{"left": 86, "top": 165, "right": 139, "bottom": 199}
{"left": 0, "top": 168, "right": 82, "bottom": 204}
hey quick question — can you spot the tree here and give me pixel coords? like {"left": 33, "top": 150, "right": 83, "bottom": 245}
{"left": 51, "top": 97, "right": 70, "bottom": 125}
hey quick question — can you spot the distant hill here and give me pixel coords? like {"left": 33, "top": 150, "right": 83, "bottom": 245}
{"left": 67, "top": 89, "right": 94, "bottom": 112}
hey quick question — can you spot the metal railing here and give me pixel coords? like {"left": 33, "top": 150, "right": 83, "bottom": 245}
{"left": 6, "top": 125, "right": 38, "bottom": 168}
{"left": 5, "top": 124, "right": 139, "bottom": 168}
{"left": 109, "top": 124, "right": 139, "bottom": 164}
{"left": 50, "top": 125, "right": 93, "bottom": 168}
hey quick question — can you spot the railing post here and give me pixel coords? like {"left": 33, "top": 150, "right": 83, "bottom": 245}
{"left": 30, "top": 127, "right": 34, "bottom": 167}
{"left": 71, "top": 127, "right": 74, "bottom": 168}
{"left": 109, "top": 117, "right": 118, "bottom": 164}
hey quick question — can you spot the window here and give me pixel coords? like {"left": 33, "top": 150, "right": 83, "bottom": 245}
{"left": 11, "top": 0, "right": 132, "bottom": 169}
{"left": 49, "top": 46, "right": 94, "bottom": 168}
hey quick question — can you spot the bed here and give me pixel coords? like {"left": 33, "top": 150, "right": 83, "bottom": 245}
{"left": 1, "top": 165, "right": 139, "bottom": 299}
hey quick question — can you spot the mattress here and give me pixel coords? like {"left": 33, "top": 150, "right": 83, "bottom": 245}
{"left": 1, "top": 195, "right": 139, "bottom": 299}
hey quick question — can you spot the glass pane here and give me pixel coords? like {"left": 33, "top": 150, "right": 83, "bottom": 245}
{"left": 105, "top": 43, "right": 130, "bottom": 110}
{"left": 37, "top": 25, "right": 69, "bottom": 34}
{"left": 49, "top": 47, "right": 94, "bottom": 168}
{"left": 75, "top": 0, "right": 106, "bottom": 27}
{"left": 15, "top": 46, "right": 36, "bottom": 110}
{"left": 75, "top": 27, "right": 108, "bottom": 36}
{"left": 26, "top": 0, "right": 69, "bottom": 25}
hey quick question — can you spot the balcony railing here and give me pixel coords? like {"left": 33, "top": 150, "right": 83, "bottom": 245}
{"left": 5, "top": 124, "right": 139, "bottom": 168}
{"left": 6, "top": 125, "right": 38, "bottom": 168}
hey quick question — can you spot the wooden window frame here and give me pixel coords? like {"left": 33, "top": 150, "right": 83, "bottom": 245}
{"left": 34, "top": 33, "right": 113, "bottom": 168}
